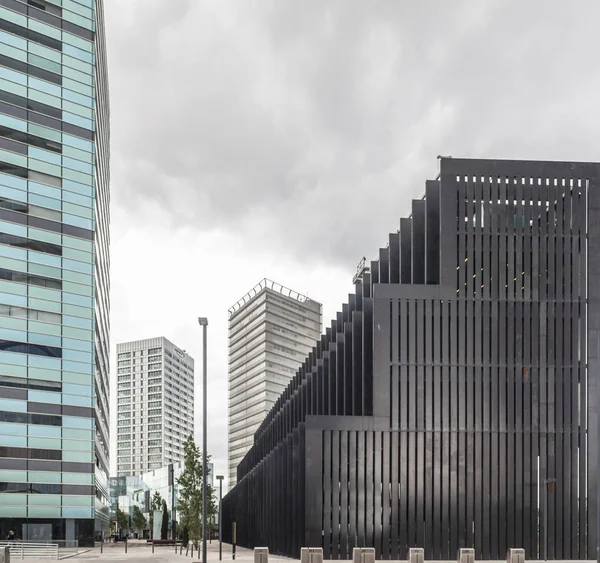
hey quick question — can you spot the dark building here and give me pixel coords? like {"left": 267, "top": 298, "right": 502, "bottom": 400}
{"left": 222, "top": 158, "right": 600, "bottom": 560}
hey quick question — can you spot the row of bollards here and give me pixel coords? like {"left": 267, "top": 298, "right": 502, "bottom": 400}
{"left": 250, "top": 545, "right": 525, "bottom": 563}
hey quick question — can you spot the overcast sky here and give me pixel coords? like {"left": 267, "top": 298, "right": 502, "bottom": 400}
{"left": 103, "top": 0, "right": 600, "bottom": 485}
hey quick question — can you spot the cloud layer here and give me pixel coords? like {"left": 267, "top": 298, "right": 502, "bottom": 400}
{"left": 104, "top": 0, "right": 600, "bottom": 483}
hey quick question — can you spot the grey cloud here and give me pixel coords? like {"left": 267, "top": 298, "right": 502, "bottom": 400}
{"left": 106, "top": 0, "right": 600, "bottom": 270}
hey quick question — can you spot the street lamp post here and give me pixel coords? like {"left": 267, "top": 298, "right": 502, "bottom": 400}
{"left": 198, "top": 318, "right": 209, "bottom": 563}
{"left": 216, "top": 475, "right": 224, "bottom": 561}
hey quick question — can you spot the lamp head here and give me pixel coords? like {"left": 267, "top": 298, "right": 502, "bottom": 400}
{"left": 198, "top": 317, "right": 208, "bottom": 326}
{"left": 216, "top": 475, "right": 224, "bottom": 481}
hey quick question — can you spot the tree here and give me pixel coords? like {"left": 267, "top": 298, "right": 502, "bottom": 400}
{"left": 151, "top": 491, "right": 164, "bottom": 512}
{"left": 116, "top": 506, "right": 128, "bottom": 533}
{"left": 177, "top": 435, "right": 217, "bottom": 547}
{"left": 181, "top": 526, "right": 189, "bottom": 546}
{"left": 149, "top": 491, "right": 164, "bottom": 537}
{"left": 161, "top": 500, "right": 169, "bottom": 540}
{"left": 132, "top": 505, "right": 147, "bottom": 534}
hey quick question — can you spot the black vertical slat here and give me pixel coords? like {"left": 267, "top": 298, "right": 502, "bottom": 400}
{"left": 426, "top": 180, "right": 441, "bottom": 285}
{"left": 339, "top": 430, "right": 348, "bottom": 559}
{"left": 348, "top": 430, "right": 357, "bottom": 554}
{"left": 357, "top": 431, "right": 365, "bottom": 547}
{"left": 407, "top": 431, "right": 416, "bottom": 549}
{"left": 412, "top": 200, "right": 426, "bottom": 284}
{"left": 425, "top": 430, "right": 433, "bottom": 558}
{"left": 400, "top": 429, "right": 408, "bottom": 558}
{"left": 391, "top": 430, "right": 399, "bottom": 559}
{"left": 381, "top": 431, "right": 390, "bottom": 559}
{"left": 331, "top": 431, "right": 340, "bottom": 560}
{"left": 323, "top": 431, "right": 332, "bottom": 558}
{"left": 372, "top": 431, "right": 381, "bottom": 557}
{"left": 400, "top": 218, "right": 412, "bottom": 284}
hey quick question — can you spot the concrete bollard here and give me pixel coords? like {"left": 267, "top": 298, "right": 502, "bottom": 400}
{"left": 408, "top": 547, "right": 425, "bottom": 563}
{"left": 254, "top": 547, "right": 269, "bottom": 563}
{"left": 1, "top": 546, "right": 10, "bottom": 563}
{"left": 301, "top": 547, "right": 323, "bottom": 563}
{"left": 458, "top": 548, "right": 475, "bottom": 563}
{"left": 353, "top": 547, "right": 376, "bottom": 563}
{"left": 507, "top": 548, "right": 525, "bottom": 563}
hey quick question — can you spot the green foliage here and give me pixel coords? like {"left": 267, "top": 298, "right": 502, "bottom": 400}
{"left": 161, "top": 500, "right": 169, "bottom": 540}
{"left": 131, "top": 505, "right": 147, "bottom": 532}
{"left": 116, "top": 506, "right": 128, "bottom": 531}
{"left": 151, "top": 491, "right": 164, "bottom": 512}
{"left": 176, "top": 435, "right": 217, "bottom": 547}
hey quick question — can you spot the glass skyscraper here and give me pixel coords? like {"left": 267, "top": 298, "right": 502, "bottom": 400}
{"left": 0, "top": 0, "right": 109, "bottom": 545}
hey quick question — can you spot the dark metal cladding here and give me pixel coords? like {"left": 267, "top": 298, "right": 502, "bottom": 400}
{"left": 222, "top": 158, "right": 600, "bottom": 560}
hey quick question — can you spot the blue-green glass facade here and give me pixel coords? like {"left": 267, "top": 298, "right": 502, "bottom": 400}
{"left": 0, "top": 0, "right": 109, "bottom": 546}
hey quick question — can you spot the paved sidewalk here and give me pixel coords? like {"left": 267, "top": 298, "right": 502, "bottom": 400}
{"left": 71, "top": 539, "right": 296, "bottom": 563}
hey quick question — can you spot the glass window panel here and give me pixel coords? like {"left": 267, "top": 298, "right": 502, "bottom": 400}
{"left": 28, "top": 494, "right": 60, "bottom": 506}
{"left": 61, "top": 429, "right": 91, "bottom": 442}
{"left": 28, "top": 471, "right": 61, "bottom": 483}
{"left": 62, "top": 294, "right": 92, "bottom": 308}
{"left": 0, "top": 280, "right": 27, "bottom": 297}
{"left": 28, "top": 285, "right": 61, "bottom": 302}
{"left": 0, "top": 327, "right": 26, "bottom": 341}
{"left": 0, "top": 148, "right": 26, "bottom": 167}
{"left": 62, "top": 213, "right": 92, "bottom": 230}
{"left": 0, "top": 66, "right": 27, "bottom": 86}
{"left": 28, "top": 436, "right": 61, "bottom": 449}
{"left": 0, "top": 42, "right": 26, "bottom": 62}
{"left": 0, "top": 350, "right": 26, "bottom": 365}
{"left": 61, "top": 326, "right": 91, "bottom": 340}
{"left": 63, "top": 112, "right": 93, "bottom": 131}
{"left": 62, "top": 304, "right": 92, "bottom": 319}
{"left": 62, "top": 383, "right": 91, "bottom": 396}
{"left": 62, "top": 416, "right": 92, "bottom": 429}
{"left": 28, "top": 180, "right": 61, "bottom": 201}
{"left": 0, "top": 219, "right": 27, "bottom": 237}
{"left": 27, "top": 425, "right": 61, "bottom": 438}
{"left": 62, "top": 438, "right": 92, "bottom": 451}
{"left": 62, "top": 77, "right": 92, "bottom": 97}
{"left": 28, "top": 158, "right": 61, "bottom": 177}
{"left": 28, "top": 332, "right": 61, "bottom": 348}
{"left": 28, "top": 87, "right": 61, "bottom": 110}
{"left": 29, "top": 147, "right": 62, "bottom": 167}
{"left": 0, "top": 422, "right": 26, "bottom": 435}
{"left": 0, "top": 469, "right": 26, "bottom": 481}
{"left": 62, "top": 55, "right": 91, "bottom": 75}
{"left": 0, "top": 77, "right": 27, "bottom": 97}
{"left": 27, "top": 123, "right": 62, "bottom": 144}
{"left": 0, "top": 362, "right": 26, "bottom": 376}
{"left": 29, "top": 253, "right": 61, "bottom": 268}
{"left": 62, "top": 260, "right": 92, "bottom": 276}
{"left": 28, "top": 42, "right": 61, "bottom": 64}
{"left": 28, "top": 297, "right": 61, "bottom": 313}
{"left": 62, "top": 65, "right": 93, "bottom": 87}
{"left": 62, "top": 450, "right": 92, "bottom": 463}
{"left": 0, "top": 244, "right": 27, "bottom": 261}
{"left": 63, "top": 201, "right": 92, "bottom": 219}
{"left": 28, "top": 53, "right": 61, "bottom": 74}
{"left": 28, "top": 366, "right": 61, "bottom": 381}
{"left": 61, "top": 371, "right": 91, "bottom": 386}
{"left": 27, "top": 19, "right": 61, "bottom": 41}
{"left": 0, "top": 6, "right": 26, "bottom": 26}
{"left": 61, "top": 363, "right": 92, "bottom": 377}
{"left": 0, "top": 398, "right": 26, "bottom": 412}
{"left": 28, "top": 390, "right": 60, "bottom": 404}
{"left": 0, "top": 31, "right": 27, "bottom": 51}
{"left": 27, "top": 262, "right": 61, "bottom": 279}
{"left": 62, "top": 145, "right": 92, "bottom": 165}
{"left": 62, "top": 315, "right": 91, "bottom": 330}
{"left": 0, "top": 434, "right": 26, "bottom": 447}
{"left": 0, "top": 292, "right": 26, "bottom": 307}
{"left": 62, "top": 191, "right": 92, "bottom": 210}
{"left": 62, "top": 495, "right": 91, "bottom": 507}
{"left": 28, "top": 506, "right": 61, "bottom": 518}
{"left": 0, "top": 315, "right": 26, "bottom": 331}
{"left": 61, "top": 32, "right": 92, "bottom": 52}
{"left": 0, "top": 172, "right": 28, "bottom": 189}
{"left": 61, "top": 507, "right": 92, "bottom": 518}
{"left": 28, "top": 320, "right": 61, "bottom": 338}
{"left": 27, "top": 355, "right": 60, "bottom": 370}
{"left": 63, "top": 156, "right": 93, "bottom": 175}
{"left": 28, "top": 76, "right": 61, "bottom": 98}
